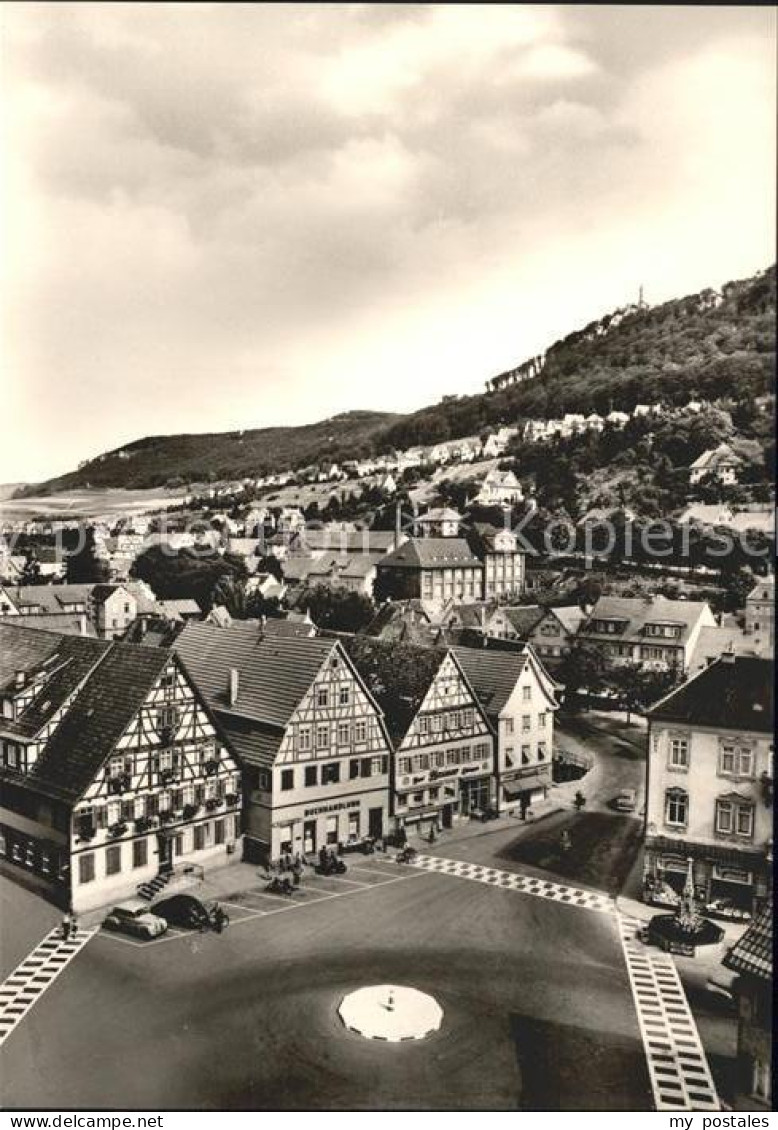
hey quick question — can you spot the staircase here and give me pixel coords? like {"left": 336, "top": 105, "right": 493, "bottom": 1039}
{"left": 137, "top": 872, "right": 171, "bottom": 901}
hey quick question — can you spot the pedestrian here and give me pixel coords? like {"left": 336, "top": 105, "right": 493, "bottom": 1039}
{"left": 61, "top": 910, "right": 72, "bottom": 941}
{"left": 560, "top": 830, "right": 572, "bottom": 853}
{"left": 69, "top": 912, "right": 79, "bottom": 939}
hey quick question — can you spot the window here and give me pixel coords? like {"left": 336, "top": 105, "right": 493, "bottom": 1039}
{"left": 214, "top": 819, "right": 225, "bottom": 845}
{"left": 339, "top": 686, "right": 350, "bottom": 706}
{"left": 350, "top": 759, "right": 360, "bottom": 780}
{"left": 317, "top": 688, "right": 328, "bottom": 708}
{"left": 665, "top": 789, "right": 688, "bottom": 827}
{"left": 281, "top": 769, "right": 294, "bottom": 791}
{"left": 78, "top": 853, "right": 95, "bottom": 884}
{"left": 504, "top": 718, "right": 514, "bottom": 735}
{"left": 716, "top": 798, "right": 754, "bottom": 838}
{"left": 669, "top": 738, "right": 689, "bottom": 769}
{"left": 322, "top": 762, "right": 340, "bottom": 785}
{"left": 106, "top": 845, "right": 121, "bottom": 876}
{"left": 538, "top": 742, "right": 547, "bottom": 761}
{"left": 194, "top": 825, "right": 206, "bottom": 850}
{"left": 538, "top": 712, "right": 547, "bottom": 728}
{"left": 398, "top": 757, "right": 411, "bottom": 774}
{"left": 522, "top": 715, "right": 531, "bottom": 731}
{"left": 347, "top": 811, "right": 359, "bottom": 840}
{"left": 337, "top": 722, "right": 351, "bottom": 746}
{"left": 106, "top": 801, "right": 120, "bottom": 825}
{"left": 132, "top": 839, "right": 148, "bottom": 869}
{"left": 298, "top": 726, "right": 311, "bottom": 753}
{"left": 305, "top": 765, "right": 317, "bottom": 787}
{"left": 419, "top": 716, "right": 430, "bottom": 736}
{"left": 316, "top": 724, "right": 329, "bottom": 750}
{"left": 719, "top": 745, "right": 754, "bottom": 778}
{"left": 521, "top": 745, "right": 531, "bottom": 765}
{"left": 522, "top": 686, "right": 531, "bottom": 702}
{"left": 354, "top": 721, "right": 367, "bottom": 743}
{"left": 326, "top": 815, "right": 338, "bottom": 844}
{"left": 370, "top": 756, "right": 384, "bottom": 776}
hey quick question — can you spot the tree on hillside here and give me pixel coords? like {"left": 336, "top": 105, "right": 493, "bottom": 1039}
{"left": 20, "top": 554, "right": 42, "bottom": 586}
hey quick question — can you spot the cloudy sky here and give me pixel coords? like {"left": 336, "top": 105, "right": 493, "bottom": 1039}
{"left": 2, "top": 3, "right": 775, "bottom": 483}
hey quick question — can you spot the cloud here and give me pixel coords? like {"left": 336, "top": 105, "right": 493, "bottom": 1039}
{"left": 1, "top": 3, "right": 775, "bottom": 482}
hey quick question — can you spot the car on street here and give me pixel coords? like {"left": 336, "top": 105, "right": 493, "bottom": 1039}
{"left": 614, "top": 788, "right": 637, "bottom": 812}
{"left": 151, "top": 893, "right": 224, "bottom": 930}
{"left": 703, "top": 896, "right": 753, "bottom": 923}
{"left": 104, "top": 900, "right": 168, "bottom": 939}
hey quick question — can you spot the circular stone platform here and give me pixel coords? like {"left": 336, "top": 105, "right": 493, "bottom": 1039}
{"left": 338, "top": 985, "right": 443, "bottom": 1042}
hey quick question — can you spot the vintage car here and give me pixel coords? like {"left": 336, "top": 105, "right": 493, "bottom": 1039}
{"left": 703, "top": 897, "right": 753, "bottom": 923}
{"left": 151, "top": 893, "right": 226, "bottom": 931}
{"left": 104, "top": 900, "right": 168, "bottom": 940}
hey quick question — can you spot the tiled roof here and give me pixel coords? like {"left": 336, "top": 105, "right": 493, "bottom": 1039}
{"left": 289, "top": 529, "right": 398, "bottom": 555}
{"left": 377, "top": 538, "right": 483, "bottom": 571}
{"left": 579, "top": 595, "right": 711, "bottom": 647}
{"left": 452, "top": 647, "right": 529, "bottom": 720}
{"left": 339, "top": 635, "right": 446, "bottom": 744}
{"left": 0, "top": 612, "right": 94, "bottom": 637}
{"left": 688, "top": 625, "right": 766, "bottom": 674}
{"left": 261, "top": 617, "right": 316, "bottom": 639}
{"left": 503, "top": 605, "right": 546, "bottom": 636}
{"left": 647, "top": 655, "right": 774, "bottom": 733}
{"left": 175, "top": 621, "right": 334, "bottom": 729}
{"left": 723, "top": 900, "right": 772, "bottom": 981}
{"left": 3, "top": 639, "right": 172, "bottom": 803}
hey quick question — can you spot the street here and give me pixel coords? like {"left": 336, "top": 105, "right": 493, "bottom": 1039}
{"left": 0, "top": 857, "right": 653, "bottom": 1111}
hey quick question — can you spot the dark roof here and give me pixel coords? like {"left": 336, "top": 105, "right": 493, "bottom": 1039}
{"left": 175, "top": 620, "right": 334, "bottom": 730}
{"left": 0, "top": 612, "right": 94, "bottom": 637}
{"left": 339, "top": 636, "right": 446, "bottom": 743}
{"left": 363, "top": 601, "right": 444, "bottom": 647}
{"left": 723, "top": 899, "right": 772, "bottom": 981}
{"left": 17, "top": 643, "right": 172, "bottom": 803}
{"left": 377, "top": 538, "right": 483, "bottom": 571}
{"left": 453, "top": 646, "right": 558, "bottom": 721}
{"left": 647, "top": 655, "right": 774, "bottom": 733}
{"left": 579, "top": 595, "right": 712, "bottom": 646}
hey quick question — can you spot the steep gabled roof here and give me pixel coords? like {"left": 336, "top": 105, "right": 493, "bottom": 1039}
{"left": 175, "top": 620, "right": 335, "bottom": 729}
{"left": 339, "top": 635, "right": 447, "bottom": 744}
{"left": 453, "top": 645, "right": 559, "bottom": 722}
{"left": 16, "top": 643, "right": 173, "bottom": 803}
{"left": 646, "top": 655, "right": 774, "bottom": 734}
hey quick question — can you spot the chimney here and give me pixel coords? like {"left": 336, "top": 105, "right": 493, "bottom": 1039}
{"left": 229, "top": 668, "right": 240, "bottom": 705}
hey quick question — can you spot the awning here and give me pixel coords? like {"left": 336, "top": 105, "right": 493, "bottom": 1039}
{"left": 503, "top": 774, "right": 547, "bottom": 798}
{"left": 646, "top": 835, "right": 770, "bottom": 871}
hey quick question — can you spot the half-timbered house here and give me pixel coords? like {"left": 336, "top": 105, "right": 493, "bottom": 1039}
{"left": 0, "top": 622, "right": 242, "bottom": 912}
{"left": 340, "top": 637, "right": 495, "bottom": 836}
{"left": 175, "top": 621, "right": 393, "bottom": 863}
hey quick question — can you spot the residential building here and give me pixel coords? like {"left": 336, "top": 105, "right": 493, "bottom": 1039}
{"left": 525, "top": 605, "right": 587, "bottom": 661}
{"left": 467, "top": 522, "right": 525, "bottom": 600}
{"left": 375, "top": 538, "right": 484, "bottom": 609}
{"left": 175, "top": 622, "right": 392, "bottom": 863}
{"left": 745, "top": 575, "right": 774, "bottom": 649}
{"left": 417, "top": 508, "right": 462, "bottom": 538}
{"left": 0, "top": 622, "right": 242, "bottom": 912}
{"left": 688, "top": 625, "right": 767, "bottom": 675}
{"left": 643, "top": 655, "right": 773, "bottom": 913}
{"left": 474, "top": 469, "right": 523, "bottom": 507}
{"left": 453, "top": 646, "right": 559, "bottom": 817}
{"left": 577, "top": 595, "right": 716, "bottom": 672}
{"left": 342, "top": 638, "right": 494, "bottom": 834}
{"left": 723, "top": 900, "right": 773, "bottom": 1108}
{"left": 689, "top": 443, "right": 742, "bottom": 486}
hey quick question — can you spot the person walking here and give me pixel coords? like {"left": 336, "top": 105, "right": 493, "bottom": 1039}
{"left": 69, "top": 912, "right": 79, "bottom": 939}
{"left": 61, "top": 910, "right": 72, "bottom": 941}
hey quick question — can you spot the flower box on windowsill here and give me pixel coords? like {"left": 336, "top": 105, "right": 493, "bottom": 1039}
{"left": 107, "top": 822, "right": 128, "bottom": 839}
{"left": 158, "top": 810, "right": 174, "bottom": 824}
{"left": 204, "top": 759, "right": 219, "bottom": 777}
{"left": 182, "top": 803, "right": 200, "bottom": 820}
{"left": 159, "top": 768, "right": 178, "bottom": 786}
{"left": 204, "top": 798, "right": 221, "bottom": 813}
{"left": 225, "top": 793, "right": 239, "bottom": 807}
{"left": 107, "top": 773, "right": 132, "bottom": 795}
{"left": 134, "top": 816, "right": 155, "bottom": 834}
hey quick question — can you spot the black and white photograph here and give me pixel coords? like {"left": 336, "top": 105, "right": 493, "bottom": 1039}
{"left": 0, "top": 1, "right": 775, "bottom": 1117}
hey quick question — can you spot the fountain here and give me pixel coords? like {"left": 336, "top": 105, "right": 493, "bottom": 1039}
{"left": 337, "top": 984, "right": 443, "bottom": 1042}
{"left": 647, "top": 857, "right": 724, "bottom": 955}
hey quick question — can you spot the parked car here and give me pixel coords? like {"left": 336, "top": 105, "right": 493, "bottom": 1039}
{"left": 104, "top": 900, "right": 168, "bottom": 940}
{"left": 645, "top": 880, "right": 681, "bottom": 909}
{"left": 703, "top": 897, "right": 753, "bottom": 923}
{"left": 151, "top": 893, "right": 224, "bottom": 930}
{"left": 614, "top": 788, "right": 637, "bottom": 813}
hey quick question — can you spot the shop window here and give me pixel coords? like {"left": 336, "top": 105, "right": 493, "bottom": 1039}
{"left": 325, "top": 816, "right": 338, "bottom": 845}
{"left": 214, "top": 819, "right": 225, "bottom": 845}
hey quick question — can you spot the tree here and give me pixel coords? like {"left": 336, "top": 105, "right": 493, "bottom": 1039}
{"left": 303, "top": 585, "right": 376, "bottom": 633}
{"left": 557, "top": 644, "right": 609, "bottom": 709}
{"left": 211, "top": 575, "right": 279, "bottom": 620}
{"left": 65, "top": 527, "right": 111, "bottom": 584}
{"left": 131, "top": 545, "right": 248, "bottom": 609}
{"left": 20, "top": 554, "right": 42, "bottom": 586}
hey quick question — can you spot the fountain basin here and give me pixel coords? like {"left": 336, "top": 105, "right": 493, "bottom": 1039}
{"left": 647, "top": 913, "right": 724, "bottom": 955}
{"left": 338, "top": 985, "right": 443, "bottom": 1042}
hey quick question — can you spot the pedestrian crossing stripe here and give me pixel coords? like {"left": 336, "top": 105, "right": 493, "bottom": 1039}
{"left": 618, "top": 915, "right": 719, "bottom": 1112}
{"left": 409, "top": 853, "right": 614, "bottom": 914}
{"left": 0, "top": 928, "right": 96, "bottom": 1048}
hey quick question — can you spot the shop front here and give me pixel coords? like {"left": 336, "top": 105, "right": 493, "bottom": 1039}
{"left": 272, "top": 790, "right": 389, "bottom": 859}
{"left": 500, "top": 764, "right": 551, "bottom": 816}
{"left": 643, "top": 836, "right": 771, "bottom": 913}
